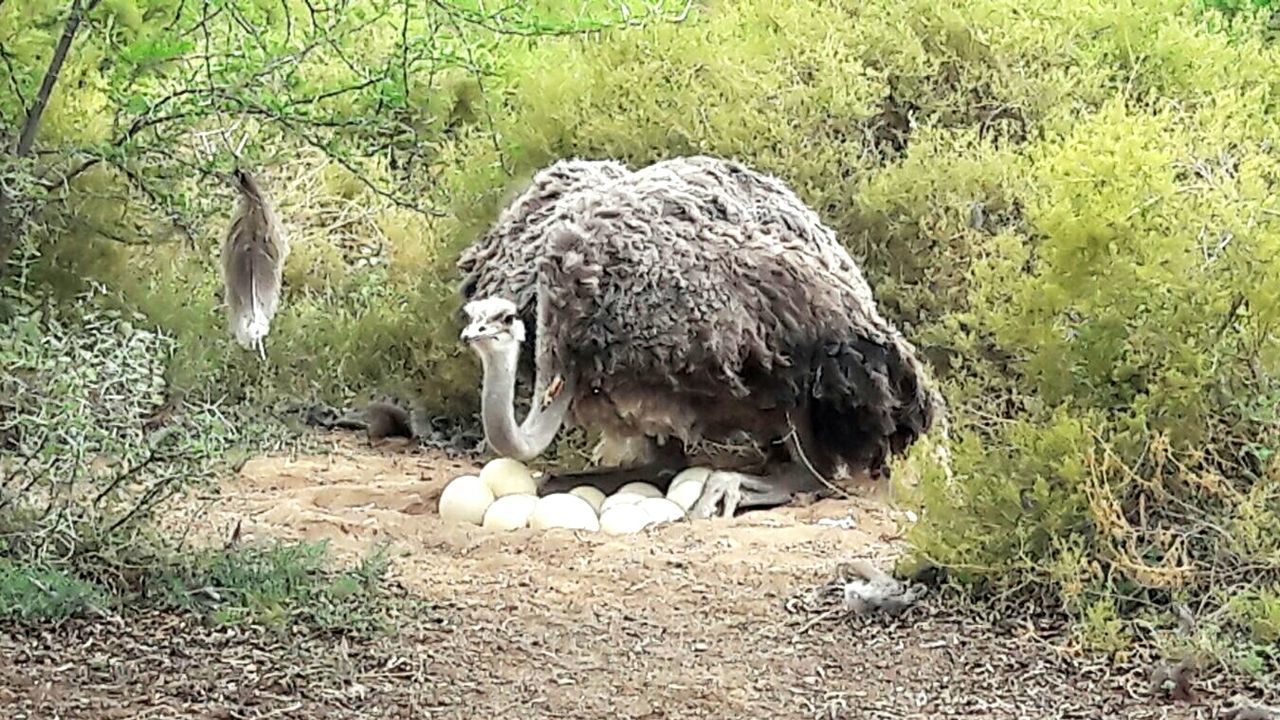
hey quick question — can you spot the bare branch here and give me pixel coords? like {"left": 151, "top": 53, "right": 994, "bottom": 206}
{"left": 163, "top": 0, "right": 189, "bottom": 33}
{"left": 15, "top": 0, "right": 104, "bottom": 157}
{"left": 105, "top": 470, "right": 183, "bottom": 536}
{"left": 114, "top": 162, "right": 198, "bottom": 241}
{"left": 400, "top": 0, "right": 411, "bottom": 100}
{"left": 278, "top": 115, "right": 446, "bottom": 217}
{"left": 283, "top": 75, "right": 386, "bottom": 109}
{"left": 0, "top": 42, "right": 30, "bottom": 112}
{"left": 279, "top": 0, "right": 294, "bottom": 43}
{"left": 39, "top": 156, "right": 103, "bottom": 191}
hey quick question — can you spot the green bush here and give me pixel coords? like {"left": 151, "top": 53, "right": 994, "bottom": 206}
{"left": 0, "top": 558, "right": 110, "bottom": 622}
{"left": 436, "top": 0, "right": 1280, "bottom": 671}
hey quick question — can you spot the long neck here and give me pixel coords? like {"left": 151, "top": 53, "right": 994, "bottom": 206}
{"left": 478, "top": 341, "right": 571, "bottom": 461}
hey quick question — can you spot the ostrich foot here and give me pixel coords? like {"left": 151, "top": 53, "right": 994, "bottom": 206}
{"left": 688, "top": 464, "right": 829, "bottom": 519}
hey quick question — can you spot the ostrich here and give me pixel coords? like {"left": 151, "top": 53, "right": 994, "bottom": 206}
{"left": 457, "top": 156, "right": 941, "bottom": 518}
{"left": 220, "top": 168, "right": 289, "bottom": 359}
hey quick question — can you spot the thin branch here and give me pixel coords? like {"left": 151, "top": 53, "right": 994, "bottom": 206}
{"left": 114, "top": 162, "right": 198, "bottom": 241}
{"left": 400, "top": 0, "right": 412, "bottom": 101}
{"left": 441, "top": 10, "right": 507, "bottom": 173}
{"left": 278, "top": 0, "right": 294, "bottom": 43}
{"left": 105, "top": 470, "right": 183, "bottom": 536}
{"left": 163, "top": 0, "right": 189, "bottom": 33}
{"left": 15, "top": 0, "right": 104, "bottom": 157}
{"left": 37, "top": 101, "right": 207, "bottom": 189}
{"left": 283, "top": 75, "right": 387, "bottom": 108}
{"left": 282, "top": 118, "right": 446, "bottom": 217}
{"left": 301, "top": 0, "right": 321, "bottom": 34}
{"left": 0, "top": 43, "right": 30, "bottom": 112}
{"left": 78, "top": 219, "right": 162, "bottom": 246}
{"left": 92, "top": 446, "right": 164, "bottom": 506}
{"left": 224, "top": 2, "right": 272, "bottom": 56}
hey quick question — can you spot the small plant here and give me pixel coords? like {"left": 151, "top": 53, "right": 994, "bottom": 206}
{"left": 159, "top": 540, "right": 393, "bottom": 633}
{"left": 0, "top": 558, "right": 109, "bottom": 623}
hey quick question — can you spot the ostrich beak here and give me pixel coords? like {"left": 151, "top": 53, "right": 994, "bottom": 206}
{"left": 460, "top": 323, "right": 490, "bottom": 344}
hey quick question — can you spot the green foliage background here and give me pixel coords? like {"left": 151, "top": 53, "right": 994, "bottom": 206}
{"left": 3, "top": 0, "right": 1280, "bottom": 672}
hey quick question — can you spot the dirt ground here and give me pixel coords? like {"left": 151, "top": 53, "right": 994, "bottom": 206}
{"left": 2, "top": 435, "right": 1272, "bottom": 719}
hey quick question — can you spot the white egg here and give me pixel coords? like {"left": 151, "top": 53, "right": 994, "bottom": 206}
{"left": 568, "top": 485, "right": 606, "bottom": 514}
{"left": 599, "top": 504, "right": 651, "bottom": 535}
{"left": 481, "top": 494, "right": 538, "bottom": 531}
{"left": 479, "top": 458, "right": 538, "bottom": 497}
{"left": 670, "top": 466, "right": 712, "bottom": 489}
{"left": 665, "top": 467, "right": 711, "bottom": 511}
{"left": 638, "top": 497, "right": 686, "bottom": 526}
{"left": 666, "top": 482, "right": 705, "bottom": 512}
{"left": 529, "top": 493, "right": 601, "bottom": 532}
{"left": 438, "top": 475, "right": 494, "bottom": 525}
{"left": 616, "top": 481, "right": 664, "bottom": 499}
{"left": 600, "top": 491, "right": 645, "bottom": 514}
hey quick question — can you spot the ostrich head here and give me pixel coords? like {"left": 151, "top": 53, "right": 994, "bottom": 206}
{"left": 460, "top": 297, "right": 525, "bottom": 354}
{"left": 460, "top": 296, "right": 572, "bottom": 462}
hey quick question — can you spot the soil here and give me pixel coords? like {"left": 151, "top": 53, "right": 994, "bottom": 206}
{"left": 2, "top": 434, "right": 1273, "bottom": 719}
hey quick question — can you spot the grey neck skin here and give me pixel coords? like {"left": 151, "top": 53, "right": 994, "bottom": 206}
{"left": 477, "top": 339, "right": 572, "bottom": 461}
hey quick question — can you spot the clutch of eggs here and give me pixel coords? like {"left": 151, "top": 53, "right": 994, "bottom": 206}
{"left": 438, "top": 459, "right": 711, "bottom": 535}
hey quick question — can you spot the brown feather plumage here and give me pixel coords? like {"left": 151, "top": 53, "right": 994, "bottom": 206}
{"left": 220, "top": 169, "right": 288, "bottom": 358}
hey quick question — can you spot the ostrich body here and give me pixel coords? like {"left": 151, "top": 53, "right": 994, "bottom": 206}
{"left": 220, "top": 168, "right": 288, "bottom": 359}
{"left": 457, "top": 156, "right": 940, "bottom": 517}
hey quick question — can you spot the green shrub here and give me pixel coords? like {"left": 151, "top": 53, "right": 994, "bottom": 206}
{"left": 435, "top": 0, "right": 1279, "bottom": 670}
{"left": 0, "top": 248, "right": 302, "bottom": 594}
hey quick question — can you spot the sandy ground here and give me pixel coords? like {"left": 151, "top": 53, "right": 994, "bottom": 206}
{"left": 180, "top": 434, "right": 912, "bottom": 598}
{"left": 3, "top": 434, "right": 1268, "bottom": 719}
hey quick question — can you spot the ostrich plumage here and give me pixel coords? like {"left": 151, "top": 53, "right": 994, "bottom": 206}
{"left": 457, "top": 155, "right": 941, "bottom": 515}
{"left": 220, "top": 169, "right": 288, "bottom": 359}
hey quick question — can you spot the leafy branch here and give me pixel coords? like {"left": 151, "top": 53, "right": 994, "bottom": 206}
{"left": 0, "top": 0, "right": 697, "bottom": 277}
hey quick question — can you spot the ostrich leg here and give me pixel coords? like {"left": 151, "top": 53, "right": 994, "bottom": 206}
{"left": 536, "top": 440, "right": 688, "bottom": 496}
{"left": 687, "top": 463, "right": 832, "bottom": 519}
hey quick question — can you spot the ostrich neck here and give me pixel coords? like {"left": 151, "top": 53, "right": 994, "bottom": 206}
{"left": 479, "top": 341, "right": 570, "bottom": 461}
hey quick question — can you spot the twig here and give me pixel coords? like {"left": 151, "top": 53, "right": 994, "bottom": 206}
{"left": 0, "top": 42, "right": 29, "bottom": 112}
{"left": 14, "top": 0, "right": 104, "bottom": 156}
{"left": 113, "top": 162, "right": 198, "bottom": 241}
{"left": 795, "top": 607, "right": 843, "bottom": 636}
{"left": 105, "top": 470, "right": 183, "bottom": 535}
{"left": 92, "top": 447, "right": 164, "bottom": 507}
{"left": 784, "top": 411, "right": 847, "bottom": 498}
